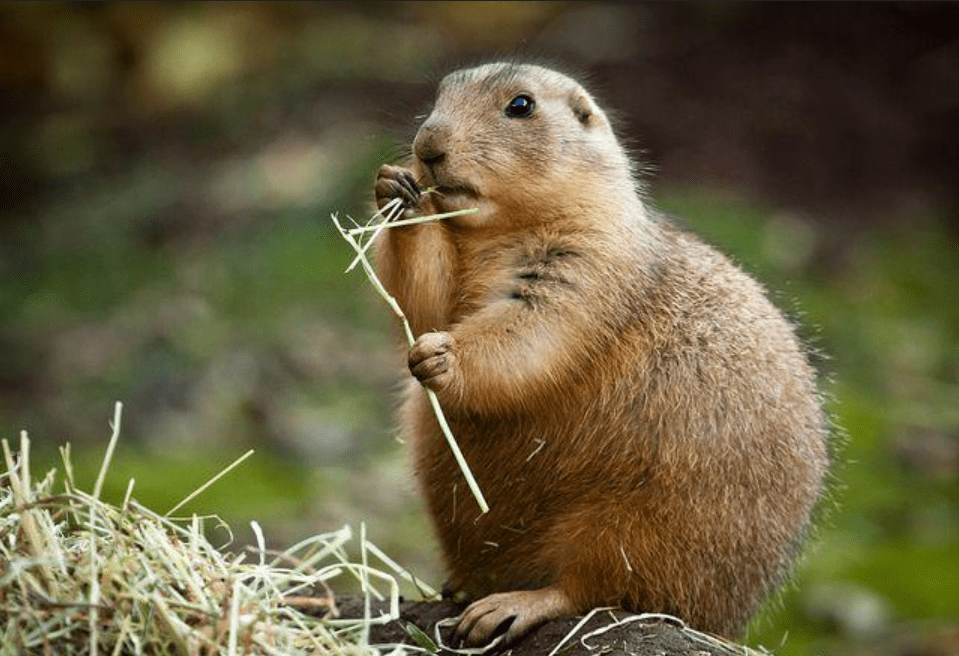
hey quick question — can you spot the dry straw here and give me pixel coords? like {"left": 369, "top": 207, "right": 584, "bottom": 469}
{"left": 0, "top": 402, "right": 432, "bottom": 656}
{"left": 331, "top": 198, "right": 489, "bottom": 514}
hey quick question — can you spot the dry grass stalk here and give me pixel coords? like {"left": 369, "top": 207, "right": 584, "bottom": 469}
{"left": 0, "top": 404, "right": 419, "bottom": 656}
{"left": 331, "top": 199, "right": 489, "bottom": 514}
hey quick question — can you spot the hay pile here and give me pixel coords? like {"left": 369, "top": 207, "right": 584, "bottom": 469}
{"left": 0, "top": 403, "right": 424, "bottom": 656}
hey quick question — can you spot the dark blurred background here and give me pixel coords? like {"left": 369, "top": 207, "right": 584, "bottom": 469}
{"left": 1, "top": 3, "right": 957, "bottom": 654}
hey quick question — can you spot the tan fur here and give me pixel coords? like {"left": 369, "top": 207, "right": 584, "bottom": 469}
{"left": 373, "top": 62, "right": 830, "bottom": 644}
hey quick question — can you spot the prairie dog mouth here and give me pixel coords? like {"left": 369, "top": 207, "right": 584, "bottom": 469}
{"left": 426, "top": 183, "right": 484, "bottom": 216}
{"left": 411, "top": 162, "right": 481, "bottom": 207}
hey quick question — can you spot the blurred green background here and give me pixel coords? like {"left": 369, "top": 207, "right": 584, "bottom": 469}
{"left": 1, "top": 3, "right": 957, "bottom": 654}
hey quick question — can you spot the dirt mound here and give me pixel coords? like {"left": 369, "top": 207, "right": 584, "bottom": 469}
{"left": 338, "top": 596, "right": 752, "bottom": 656}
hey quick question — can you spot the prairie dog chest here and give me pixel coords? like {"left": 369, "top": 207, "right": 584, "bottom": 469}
{"left": 451, "top": 233, "right": 582, "bottom": 317}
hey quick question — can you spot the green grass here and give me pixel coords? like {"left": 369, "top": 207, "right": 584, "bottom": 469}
{"left": 31, "top": 445, "right": 312, "bottom": 526}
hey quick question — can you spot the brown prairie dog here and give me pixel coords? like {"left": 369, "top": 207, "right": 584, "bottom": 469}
{"left": 373, "top": 62, "right": 830, "bottom": 646}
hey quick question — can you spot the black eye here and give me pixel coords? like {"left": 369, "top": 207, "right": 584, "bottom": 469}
{"left": 505, "top": 94, "right": 535, "bottom": 118}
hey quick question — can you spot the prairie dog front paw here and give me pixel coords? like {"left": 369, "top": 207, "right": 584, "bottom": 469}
{"left": 409, "top": 331, "right": 455, "bottom": 392}
{"left": 375, "top": 164, "right": 421, "bottom": 211}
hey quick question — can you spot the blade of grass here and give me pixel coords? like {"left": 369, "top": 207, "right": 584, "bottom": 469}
{"left": 165, "top": 449, "right": 254, "bottom": 517}
{"left": 92, "top": 402, "right": 123, "bottom": 501}
{"left": 344, "top": 196, "right": 404, "bottom": 272}
{"left": 346, "top": 206, "right": 479, "bottom": 235}
{"left": 89, "top": 402, "right": 122, "bottom": 656}
{"left": 331, "top": 209, "right": 489, "bottom": 514}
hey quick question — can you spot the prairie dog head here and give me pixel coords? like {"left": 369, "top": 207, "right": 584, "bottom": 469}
{"left": 411, "top": 63, "right": 636, "bottom": 228}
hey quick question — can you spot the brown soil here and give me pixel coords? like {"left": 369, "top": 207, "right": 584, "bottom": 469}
{"left": 336, "top": 595, "right": 748, "bottom": 656}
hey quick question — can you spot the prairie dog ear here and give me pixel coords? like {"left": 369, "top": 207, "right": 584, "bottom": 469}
{"left": 570, "top": 91, "right": 595, "bottom": 126}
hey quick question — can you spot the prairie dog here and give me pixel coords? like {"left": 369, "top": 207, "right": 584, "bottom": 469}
{"left": 373, "top": 62, "right": 830, "bottom": 645}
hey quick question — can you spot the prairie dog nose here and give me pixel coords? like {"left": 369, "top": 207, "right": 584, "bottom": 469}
{"left": 413, "top": 119, "right": 451, "bottom": 165}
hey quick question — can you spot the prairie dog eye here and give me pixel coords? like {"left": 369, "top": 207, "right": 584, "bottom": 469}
{"left": 505, "top": 94, "right": 535, "bottom": 118}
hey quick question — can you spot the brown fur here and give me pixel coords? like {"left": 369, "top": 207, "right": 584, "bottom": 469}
{"left": 373, "top": 62, "right": 830, "bottom": 644}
